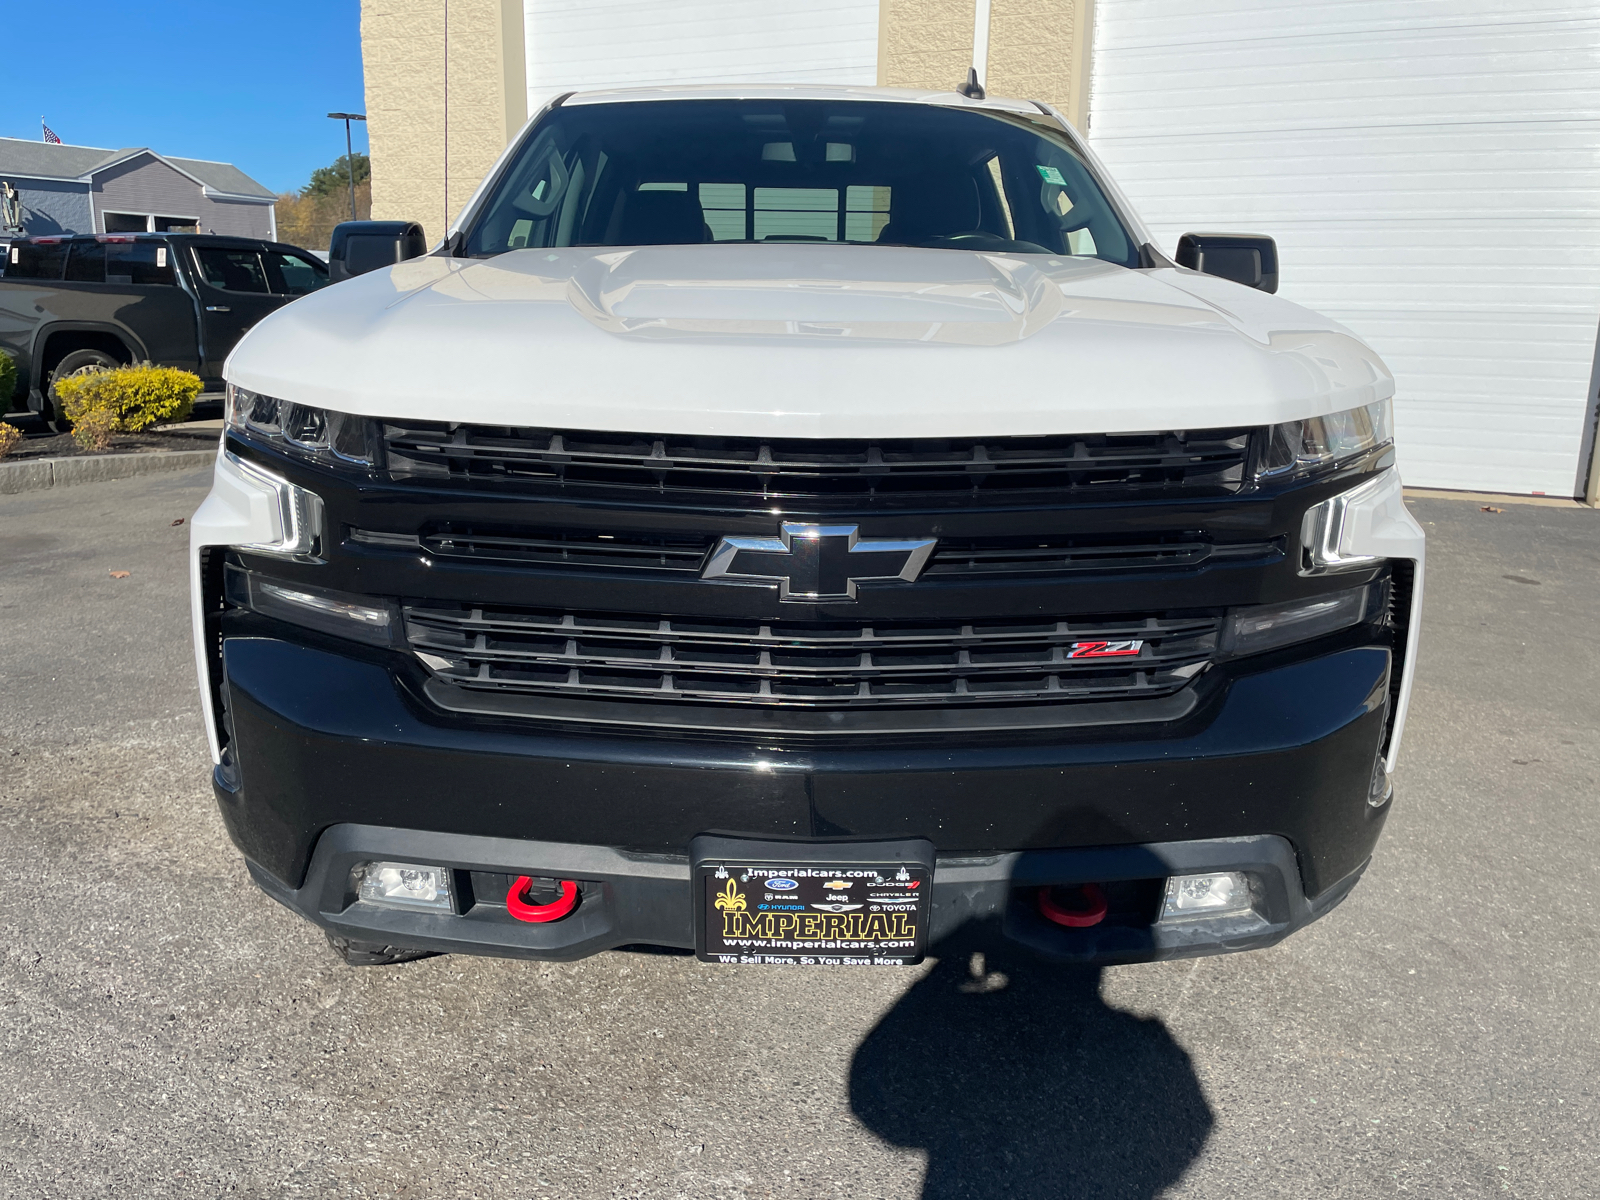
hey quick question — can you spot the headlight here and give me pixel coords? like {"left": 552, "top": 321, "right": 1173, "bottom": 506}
{"left": 1256, "top": 399, "right": 1392, "bottom": 480}
{"left": 222, "top": 450, "right": 324, "bottom": 559}
{"left": 225, "top": 383, "right": 376, "bottom": 467}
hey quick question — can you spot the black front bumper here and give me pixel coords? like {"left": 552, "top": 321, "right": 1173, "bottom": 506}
{"left": 216, "top": 628, "right": 1391, "bottom": 964}
{"left": 249, "top": 823, "right": 1365, "bottom": 965}
{"left": 208, "top": 433, "right": 1404, "bottom": 966}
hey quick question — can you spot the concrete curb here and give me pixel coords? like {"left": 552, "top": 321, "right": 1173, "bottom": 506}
{"left": 0, "top": 449, "right": 216, "bottom": 496}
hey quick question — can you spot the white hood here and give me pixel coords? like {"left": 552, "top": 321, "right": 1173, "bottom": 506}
{"left": 227, "top": 244, "right": 1392, "bottom": 439}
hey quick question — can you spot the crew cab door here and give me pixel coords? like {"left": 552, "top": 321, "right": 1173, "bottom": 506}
{"left": 94, "top": 240, "right": 200, "bottom": 371}
{"left": 187, "top": 245, "right": 286, "bottom": 377}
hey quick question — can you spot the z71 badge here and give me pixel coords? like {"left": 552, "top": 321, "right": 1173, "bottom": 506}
{"left": 1068, "top": 639, "right": 1144, "bottom": 658}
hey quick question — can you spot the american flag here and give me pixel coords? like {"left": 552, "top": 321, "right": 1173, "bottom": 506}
{"left": 41, "top": 120, "right": 61, "bottom": 144}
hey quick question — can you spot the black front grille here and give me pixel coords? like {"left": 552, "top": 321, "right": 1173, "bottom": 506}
{"left": 381, "top": 423, "right": 1253, "bottom": 504}
{"left": 352, "top": 525, "right": 1283, "bottom": 581}
{"left": 921, "top": 535, "right": 1278, "bottom": 578}
{"left": 351, "top": 526, "right": 711, "bottom": 572}
{"left": 404, "top": 605, "right": 1220, "bottom": 708}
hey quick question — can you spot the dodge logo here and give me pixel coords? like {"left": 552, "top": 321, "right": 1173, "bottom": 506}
{"left": 702, "top": 522, "right": 937, "bottom": 602}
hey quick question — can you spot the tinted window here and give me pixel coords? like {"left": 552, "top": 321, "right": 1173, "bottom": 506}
{"left": 262, "top": 250, "right": 329, "bottom": 295}
{"left": 194, "top": 248, "right": 270, "bottom": 293}
{"left": 64, "top": 241, "right": 106, "bottom": 283}
{"left": 465, "top": 100, "right": 1137, "bottom": 264}
{"left": 105, "top": 241, "right": 176, "bottom": 286}
{"left": 5, "top": 241, "right": 70, "bottom": 279}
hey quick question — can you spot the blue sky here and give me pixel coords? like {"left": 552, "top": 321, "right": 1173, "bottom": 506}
{"left": 1, "top": 0, "right": 368, "bottom": 195}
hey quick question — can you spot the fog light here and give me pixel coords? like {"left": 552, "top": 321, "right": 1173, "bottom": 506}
{"left": 1223, "top": 585, "right": 1371, "bottom": 657}
{"left": 358, "top": 862, "right": 453, "bottom": 911}
{"left": 1161, "top": 872, "right": 1252, "bottom": 919}
{"left": 224, "top": 563, "right": 395, "bottom": 647}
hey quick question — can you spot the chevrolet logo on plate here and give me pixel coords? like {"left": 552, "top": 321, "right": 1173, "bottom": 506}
{"left": 701, "top": 522, "right": 937, "bottom": 602}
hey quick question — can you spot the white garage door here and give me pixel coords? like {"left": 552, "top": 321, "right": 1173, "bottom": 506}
{"left": 1088, "top": 1, "right": 1600, "bottom": 496}
{"left": 525, "top": 0, "right": 879, "bottom": 108}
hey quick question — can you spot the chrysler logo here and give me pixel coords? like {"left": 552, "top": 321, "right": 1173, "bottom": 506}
{"left": 702, "top": 522, "right": 937, "bottom": 601}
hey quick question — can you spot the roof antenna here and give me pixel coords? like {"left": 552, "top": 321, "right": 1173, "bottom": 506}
{"left": 957, "top": 68, "right": 986, "bottom": 100}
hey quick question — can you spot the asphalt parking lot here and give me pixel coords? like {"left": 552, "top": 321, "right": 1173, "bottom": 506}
{"left": 1, "top": 468, "right": 1596, "bottom": 1199}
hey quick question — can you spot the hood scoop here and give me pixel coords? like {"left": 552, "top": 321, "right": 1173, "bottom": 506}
{"left": 564, "top": 244, "right": 1066, "bottom": 344}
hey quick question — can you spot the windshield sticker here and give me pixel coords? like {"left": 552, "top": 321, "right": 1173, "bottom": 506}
{"left": 1036, "top": 164, "right": 1067, "bottom": 185}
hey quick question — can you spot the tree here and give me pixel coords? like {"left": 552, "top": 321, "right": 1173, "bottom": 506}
{"left": 273, "top": 153, "right": 372, "bottom": 251}
{"left": 306, "top": 153, "right": 371, "bottom": 199}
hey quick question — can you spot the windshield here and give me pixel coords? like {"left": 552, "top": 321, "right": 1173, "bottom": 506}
{"left": 464, "top": 99, "right": 1138, "bottom": 265}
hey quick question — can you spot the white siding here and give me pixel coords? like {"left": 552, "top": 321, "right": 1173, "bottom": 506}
{"left": 1089, "top": 1, "right": 1600, "bottom": 496}
{"left": 524, "top": 0, "right": 879, "bottom": 113}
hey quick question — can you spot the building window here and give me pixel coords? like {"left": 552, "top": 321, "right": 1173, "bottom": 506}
{"left": 102, "top": 212, "right": 200, "bottom": 233}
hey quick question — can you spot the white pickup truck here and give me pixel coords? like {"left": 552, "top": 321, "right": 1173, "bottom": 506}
{"left": 190, "top": 85, "right": 1423, "bottom": 969}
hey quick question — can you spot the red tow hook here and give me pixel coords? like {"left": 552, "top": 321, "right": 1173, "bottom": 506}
{"left": 1037, "top": 882, "right": 1108, "bottom": 928}
{"left": 506, "top": 877, "right": 580, "bottom": 923}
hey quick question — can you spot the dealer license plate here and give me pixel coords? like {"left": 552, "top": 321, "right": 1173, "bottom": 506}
{"left": 694, "top": 857, "right": 932, "bottom": 966}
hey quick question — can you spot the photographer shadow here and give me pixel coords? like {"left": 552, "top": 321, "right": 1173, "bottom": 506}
{"left": 849, "top": 926, "right": 1212, "bottom": 1200}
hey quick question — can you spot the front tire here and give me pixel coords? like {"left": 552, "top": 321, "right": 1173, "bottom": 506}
{"left": 324, "top": 932, "right": 438, "bottom": 967}
{"left": 45, "top": 347, "right": 120, "bottom": 433}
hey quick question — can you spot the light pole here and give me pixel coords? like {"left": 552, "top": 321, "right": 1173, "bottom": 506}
{"left": 326, "top": 112, "right": 367, "bottom": 222}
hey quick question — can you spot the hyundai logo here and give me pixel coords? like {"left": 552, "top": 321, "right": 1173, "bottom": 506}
{"left": 701, "top": 522, "right": 937, "bottom": 602}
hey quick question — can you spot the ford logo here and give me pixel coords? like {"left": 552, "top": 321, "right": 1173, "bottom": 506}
{"left": 766, "top": 877, "right": 798, "bottom": 891}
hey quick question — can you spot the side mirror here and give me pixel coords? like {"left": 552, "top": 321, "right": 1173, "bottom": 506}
{"left": 1175, "top": 233, "right": 1278, "bottom": 294}
{"left": 327, "top": 220, "right": 428, "bottom": 283}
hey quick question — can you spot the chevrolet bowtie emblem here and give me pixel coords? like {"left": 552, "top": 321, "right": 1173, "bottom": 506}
{"left": 702, "top": 522, "right": 937, "bottom": 602}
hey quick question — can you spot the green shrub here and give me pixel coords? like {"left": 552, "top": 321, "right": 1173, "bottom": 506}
{"left": 55, "top": 362, "right": 203, "bottom": 435}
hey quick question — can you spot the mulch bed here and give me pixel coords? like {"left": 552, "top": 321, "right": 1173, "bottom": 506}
{"left": 2, "top": 409, "right": 221, "bottom": 462}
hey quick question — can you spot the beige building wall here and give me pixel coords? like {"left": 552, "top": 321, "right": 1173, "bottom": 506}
{"left": 877, "top": 0, "right": 1093, "bottom": 130}
{"left": 877, "top": 0, "right": 978, "bottom": 96}
{"left": 986, "top": 0, "right": 1092, "bottom": 129}
{"left": 361, "top": 0, "right": 527, "bottom": 241}
{"left": 361, "top": 0, "right": 1093, "bottom": 240}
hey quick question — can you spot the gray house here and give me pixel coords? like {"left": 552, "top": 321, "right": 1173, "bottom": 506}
{"left": 0, "top": 138, "right": 276, "bottom": 238}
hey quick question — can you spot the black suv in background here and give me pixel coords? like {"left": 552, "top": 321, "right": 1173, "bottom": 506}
{"left": 0, "top": 233, "right": 328, "bottom": 426}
